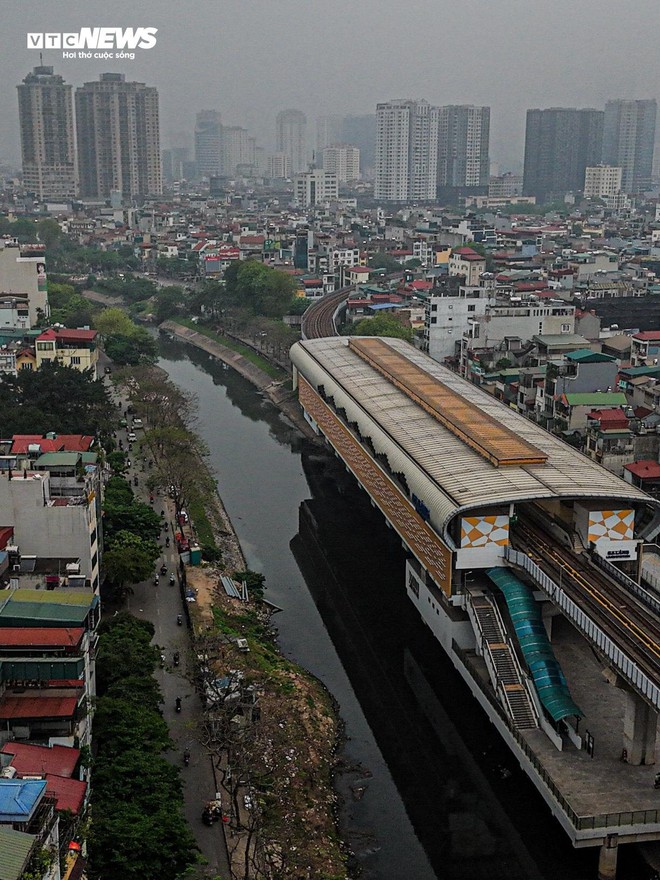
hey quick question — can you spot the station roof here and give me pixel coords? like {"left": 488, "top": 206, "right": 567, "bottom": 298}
{"left": 291, "top": 337, "right": 654, "bottom": 541}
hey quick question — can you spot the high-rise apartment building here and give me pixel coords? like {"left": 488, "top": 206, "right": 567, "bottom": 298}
{"left": 523, "top": 108, "right": 603, "bottom": 203}
{"left": 602, "top": 99, "right": 657, "bottom": 194}
{"left": 375, "top": 99, "right": 438, "bottom": 201}
{"left": 322, "top": 144, "right": 360, "bottom": 182}
{"left": 75, "top": 73, "right": 161, "bottom": 199}
{"left": 222, "top": 126, "right": 253, "bottom": 176}
{"left": 276, "top": 109, "right": 307, "bottom": 174}
{"left": 584, "top": 165, "right": 623, "bottom": 199}
{"left": 268, "top": 153, "right": 291, "bottom": 179}
{"left": 436, "top": 105, "right": 490, "bottom": 203}
{"left": 17, "top": 66, "right": 77, "bottom": 200}
{"left": 194, "top": 110, "right": 222, "bottom": 178}
{"left": 316, "top": 116, "right": 344, "bottom": 159}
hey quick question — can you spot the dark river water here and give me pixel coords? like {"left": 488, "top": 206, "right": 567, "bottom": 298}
{"left": 157, "top": 336, "right": 646, "bottom": 880}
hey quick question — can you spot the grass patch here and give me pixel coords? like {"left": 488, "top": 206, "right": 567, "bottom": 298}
{"left": 174, "top": 318, "right": 284, "bottom": 379}
{"left": 187, "top": 492, "right": 216, "bottom": 548}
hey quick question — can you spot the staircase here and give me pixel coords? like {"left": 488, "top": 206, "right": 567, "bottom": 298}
{"left": 469, "top": 593, "right": 538, "bottom": 731}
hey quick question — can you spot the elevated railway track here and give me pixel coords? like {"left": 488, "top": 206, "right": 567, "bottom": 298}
{"left": 512, "top": 517, "right": 660, "bottom": 688}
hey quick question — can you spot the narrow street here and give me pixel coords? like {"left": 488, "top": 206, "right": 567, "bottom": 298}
{"left": 113, "top": 414, "right": 231, "bottom": 879}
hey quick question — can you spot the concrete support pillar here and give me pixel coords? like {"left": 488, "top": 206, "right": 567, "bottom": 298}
{"left": 597, "top": 834, "right": 618, "bottom": 880}
{"left": 623, "top": 692, "right": 658, "bottom": 765}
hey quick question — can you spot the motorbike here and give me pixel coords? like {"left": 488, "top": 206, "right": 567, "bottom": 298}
{"left": 165, "top": 536, "right": 170, "bottom": 547}
{"left": 160, "top": 563, "right": 167, "bottom": 575}
{"left": 177, "top": 614, "right": 183, "bottom": 626}
{"left": 173, "top": 651, "right": 180, "bottom": 666}
{"left": 183, "top": 749, "right": 190, "bottom": 767}
{"left": 175, "top": 696, "right": 182, "bottom": 713}
{"left": 154, "top": 575, "right": 159, "bottom": 586}
{"left": 202, "top": 800, "right": 222, "bottom": 825}
{"left": 169, "top": 573, "right": 175, "bottom": 586}
{"left": 133, "top": 475, "right": 138, "bottom": 486}
{"left": 160, "top": 509, "right": 165, "bottom": 518}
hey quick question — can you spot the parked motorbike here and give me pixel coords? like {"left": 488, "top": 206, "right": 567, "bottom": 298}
{"left": 169, "top": 574, "right": 175, "bottom": 586}
{"left": 175, "top": 696, "right": 182, "bottom": 713}
{"left": 177, "top": 614, "right": 183, "bottom": 626}
{"left": 173, "top": 651, "right": 180, "bottom": 666}
{"left": 183, "top": 749, "right": 190, "bottom": 767}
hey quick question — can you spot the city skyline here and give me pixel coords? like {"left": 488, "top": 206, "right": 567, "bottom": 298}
{"left": 1, "top": 0, "right": 659, "bottom": 173}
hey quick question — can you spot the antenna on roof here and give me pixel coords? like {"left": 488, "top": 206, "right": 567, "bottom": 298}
{"left": 40, "top": 52, "right": 43, "bottom": 66}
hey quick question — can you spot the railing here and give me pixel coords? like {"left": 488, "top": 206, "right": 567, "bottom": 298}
{"left": 591, "top": 552, "right": 660, "bottom": 615}
{"left": 453, "top": 642, "right": 660, "bottom": 834}
{"left": 506, "top": 547, "right": 660, "bottom": 713}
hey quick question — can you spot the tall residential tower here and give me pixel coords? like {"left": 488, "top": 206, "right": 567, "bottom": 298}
{"left": 276, "top": 109, "right": 307, "bottom": 174}
{"left": 375, "top": 99, "right": 438, "bottom": 201}
{"left": 436, "top": 105, "right": 490, "bottom": 203}
{"left": 194, "top": 110, "right": 222, "bottom": 178}
{"left": 75, "top": 73, "right": 161, "bottom": 200}
{"left": 602, "top": 99, "right": 657, "bottom": 194}
{"left": 523, "top": 108, "right": 603, "bottom": 203}
{"left": 17, "top": 66, "right": 77, "bottom": 200}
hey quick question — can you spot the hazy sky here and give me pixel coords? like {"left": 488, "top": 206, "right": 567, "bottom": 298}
{"left": 4, "top": 0, "right": 659, "bottom": 170}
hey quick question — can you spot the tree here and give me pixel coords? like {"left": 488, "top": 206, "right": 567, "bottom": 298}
{"left": 106, "top": 451, "right": 128, "bottom": 474}
{"left": 103, "top": 530, "right": 160, "bottom": 598}
{"left": 0, "top": 361, "right": 114, "bottom": 436}
{"left": 368, "top": 253, "right": 401, "bottom": 273}
{"left": 104, "top": 329, "right": 157, "bottom": 365}
{"left": 350, "top": 313, "right": 413, "bottom": 342}
{"left": 103, "top": 500, "right": 162, "bottom": 545}
{"left": 36, "top": 218, "right": 62, "bottom": 250}
{"left": 96, "top": 613, "right": 157, "bottom": 693}
{"left": 95, "top": 308, "right": 135, "bottom": 338}
{"left": 225, "top": 261, "right": 297, "bottom": 318}
{"left": 154, "top": 286, "right": 186, "bottom": 323}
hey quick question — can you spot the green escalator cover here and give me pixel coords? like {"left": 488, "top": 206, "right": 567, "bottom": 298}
{"left": 486, "top": 567, "right": 582, "bottom": 722}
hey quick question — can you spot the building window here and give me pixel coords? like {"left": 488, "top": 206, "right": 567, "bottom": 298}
{"left": 70, "top": 356, "right": 81, "bottom": 365}
{"left": 468, "top": 304, "right": 476, "bottom": 312}
{"left": 37, "top": 342, "right": 54, "bottom": 351}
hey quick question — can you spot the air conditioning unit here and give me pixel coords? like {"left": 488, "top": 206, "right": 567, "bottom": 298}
{"left": 12, "top": 564, "right": 20, "bottom": 572}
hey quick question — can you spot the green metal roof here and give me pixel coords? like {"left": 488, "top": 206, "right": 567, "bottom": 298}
{"left": 9, "top": 590, "right": 94, "bottom": 606}
{"left": 564, "top": 348, "right": 615, "bottom": 363}
{"left": 0, "top": 826, "right": 34, "bottom": 880}
{"left": 486, "top": 567, "right": 582, "bottom": 722}
{"left": 564, "top": 392, "right": 626, "bottom": 406}
{"left": 0, "top": 601, "right": 91, "bottom": 626}
{"left": 34, "top": 452, "right": 81, "bottom": 467}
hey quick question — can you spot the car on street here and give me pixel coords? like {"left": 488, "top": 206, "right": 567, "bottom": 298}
{"left": 132, "top": 418, "right": 143, "bottom": 428}
{"left": 128, "top": 432, "right": 137, "bottom": 442}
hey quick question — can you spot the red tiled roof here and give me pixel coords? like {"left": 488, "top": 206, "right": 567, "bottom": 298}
{"left": 45, "top": 775, "right": 87, "bottom": 814}
{"left": 10, "top": 435, "right": 93, "bottom": 454}
{"left": 452, "top": 247, "right": 484, "bottom": 260}
{"left": 0, "top": 695, "right": 79, "bottom": 719}
{"left": 0, "top": 627, "right": 84, "bottom": 648}
{"left": 633, "top": 331, "right": 660, "bottom": 341}
{"left": 2, "top": 742, "right": 80, "bottom": 778}
{"left": 37, "top": 328, "right": 97, "bottom": 342}
{"left": 410, "top": 280, "right": 432, "bottom": 291}
{"left": 624, "top": 460, "right": 660, "bottom": 478}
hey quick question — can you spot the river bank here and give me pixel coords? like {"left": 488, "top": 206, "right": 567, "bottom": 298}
{"left": 121, "top": 360, "right": 349, "bottom": 879}
{"left": 159, "top": 319, "right": 317, "bottom": 441}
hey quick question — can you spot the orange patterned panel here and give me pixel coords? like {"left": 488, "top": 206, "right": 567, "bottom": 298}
{"left": 299, "top": 376, "right": 452, "bottom": 594}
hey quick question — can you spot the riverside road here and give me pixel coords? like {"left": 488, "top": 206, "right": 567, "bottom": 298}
{"left": 113, "top": 413, "right": 231, "bottom": 879}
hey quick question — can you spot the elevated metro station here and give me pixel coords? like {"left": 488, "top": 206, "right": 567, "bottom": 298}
{"left": 290, "top": 335, "right": 660, "bottom": 879}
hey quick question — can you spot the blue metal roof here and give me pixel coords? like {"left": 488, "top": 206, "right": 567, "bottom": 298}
{"left": 486, "top": 567, "right": 582, "bottom": 723}
{"left": 0, "top": 779, "right": 47, "bottom": 823}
